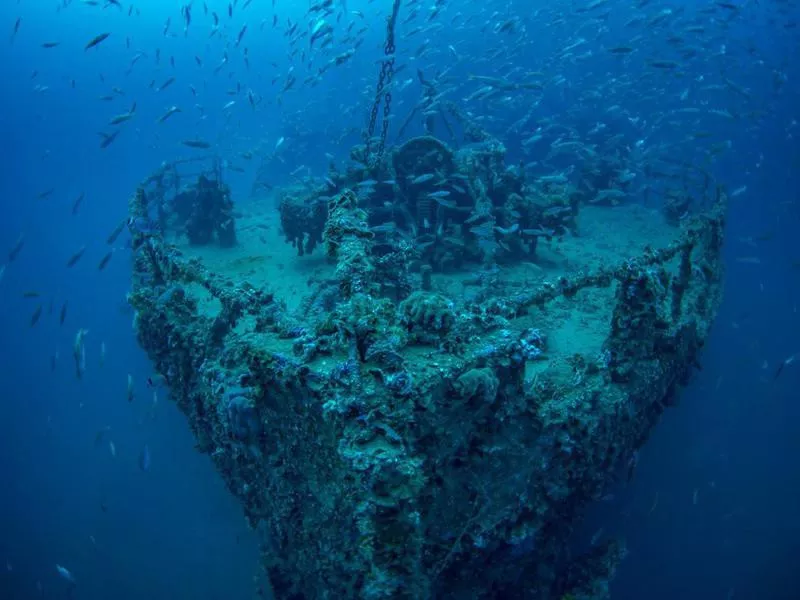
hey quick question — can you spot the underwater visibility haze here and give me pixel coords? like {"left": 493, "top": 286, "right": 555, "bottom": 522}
{"left": 1, "top": 0, "right": 799, "bottom": 599}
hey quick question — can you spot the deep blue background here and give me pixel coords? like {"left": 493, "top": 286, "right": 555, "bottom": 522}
{"left": 1, "top": 1, "right": 798, "bottom": 599}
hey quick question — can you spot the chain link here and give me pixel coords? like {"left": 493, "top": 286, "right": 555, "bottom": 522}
{"left": 365, "top": 0, "right": 401, "bottom": 168}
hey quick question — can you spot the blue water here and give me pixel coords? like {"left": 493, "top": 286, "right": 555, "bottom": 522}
{"left": 1, "top": 1, "right": 798, "bottom": 599}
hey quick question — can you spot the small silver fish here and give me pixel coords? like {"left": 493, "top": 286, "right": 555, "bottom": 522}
{"left": 55, "top": 564, "right": 75, "bottom": 584}
{"left": 428, "top": 194, "right": 456, "bottom": 208}
{"left": 494, "top": 223, "right": 519, "bottom": 236}
{"left": 139, "top": 444, "right": 151, "bottom": 472}
{"left": 410, "top": 173, "right": 435, "bottom": 185}
{"left": 157, "top": 105, "right": 181, "bottom": 123}
{"left": 730, "top": 185, "right": 747, "bottom": 198}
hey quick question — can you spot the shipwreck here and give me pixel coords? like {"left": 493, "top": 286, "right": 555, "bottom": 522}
{"left": 125, "top": 121, "right": 725, "bottom": 599}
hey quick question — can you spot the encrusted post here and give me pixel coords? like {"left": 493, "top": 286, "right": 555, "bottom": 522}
{"left": 324, "top": 189, "right": 377, "bottom": 299}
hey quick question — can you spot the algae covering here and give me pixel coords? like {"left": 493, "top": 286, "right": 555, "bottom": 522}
{"left": 126, "top": 136, "right": 725, "bottom": 599}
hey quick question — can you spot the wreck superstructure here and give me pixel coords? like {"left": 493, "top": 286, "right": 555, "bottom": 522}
{"left": 126, "top": 134, "right": 725, "bottom": 598}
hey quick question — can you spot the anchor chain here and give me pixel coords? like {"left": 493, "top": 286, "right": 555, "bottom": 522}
{"left": 365, "top": 0, "right": 401, "bottom": 168}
